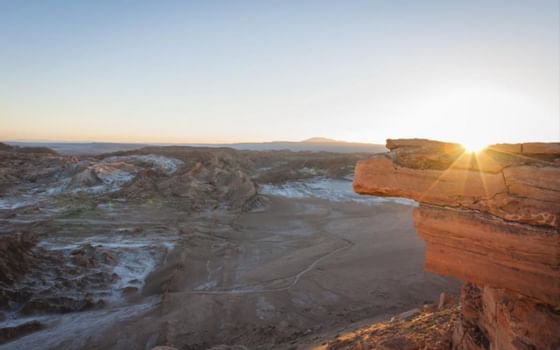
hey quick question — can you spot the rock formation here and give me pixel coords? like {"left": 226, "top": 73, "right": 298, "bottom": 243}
{"left": 353, "top": 139, "right": 560, "bottom": 350}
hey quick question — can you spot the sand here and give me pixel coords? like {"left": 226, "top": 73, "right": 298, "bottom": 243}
{"left": 75, "top": 196, "right": 459, "bottom": 350}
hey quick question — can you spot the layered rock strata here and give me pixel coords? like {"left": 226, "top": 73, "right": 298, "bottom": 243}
{"left": 353, "top": 139, "right": 560, "bottom": 350}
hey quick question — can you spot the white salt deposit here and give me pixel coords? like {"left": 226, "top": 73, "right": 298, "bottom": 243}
{"left": 0, "top": 298, "right": 158, "bottom": 350}
{"left": 85, "top": 168, "right": 136, "bottom": 194}
{"left": 38, "top": 233, "right": 176, "bottom": 301}
{"left": 260, "top": 178, "right": 417, "bottom": 206}
{"left": 0, "top": 196, "right": 34, "bottom": 209}
{"left": 104, "top": 154, "right": 183, "bottom": 175}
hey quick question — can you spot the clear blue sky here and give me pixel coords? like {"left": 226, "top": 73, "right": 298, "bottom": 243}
{"left": 1, "top": 0, "right": 558, "bottom": 145}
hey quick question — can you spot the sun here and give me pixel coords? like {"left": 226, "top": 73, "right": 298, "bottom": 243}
{"left": 461, "top": 140, "right": 488, "bottom": 153}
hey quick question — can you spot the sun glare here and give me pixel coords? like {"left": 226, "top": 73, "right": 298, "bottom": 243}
{"left": 461, "top": 140, "right": 488, "bottom": 153}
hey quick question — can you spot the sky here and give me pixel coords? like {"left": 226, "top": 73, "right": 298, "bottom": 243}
{"left": 1, "top": 0, "right": 559, "bottom": 146}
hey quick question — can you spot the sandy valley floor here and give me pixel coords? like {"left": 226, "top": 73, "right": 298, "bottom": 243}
{"left": 68, "top": 196, "right": 459, "bottom": 350}
{"left": 0, "top": 146, "right": 459, "bottom": 349}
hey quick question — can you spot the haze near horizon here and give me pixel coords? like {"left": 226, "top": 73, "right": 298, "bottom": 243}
{"left": 1, "top": 0, "right": 559, "bottom": 146}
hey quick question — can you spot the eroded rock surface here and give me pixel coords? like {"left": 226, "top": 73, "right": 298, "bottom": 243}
{"left": 353, "top": 139, "right": 560, "bottom": 350}
{"left": 1, "top": 143, "right": 394, "bottom": 348}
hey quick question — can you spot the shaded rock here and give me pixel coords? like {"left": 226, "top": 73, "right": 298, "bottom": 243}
{"left": 123, "top": 154, "right": 258, "bottom": 210}
{"left": 0, "top": 320, "right": 44, "bottom": 344}
{"left": 379, "top": 336, "right": 419, "bottom": 350}
{"left": 0, "top": 234, "right": 115, "bottom": 317}
{"left": 21, "top": 295, "right": 105, "bottom": 315}
{"left": 121, "top": 286, "right": 139, "bottom": 297}
{"left": 452, "top": 285, "right": 560, "bottom": 350}
{"left": 68, "top": 162, "right": 137, "bottom": 193}
{"left": 438, "top": 292, "right": 455, "bottom": 310}
{"left": 0, "top": 149, "right": 67, "bottom": 191}
{"left": 71, "top": 243, "right": 118, "bottom": 268}
{"left": 0, "top": 232, "right": 38, "bottom": 286}
{"left": 0, "top": 143, "right": 14, "bottom": 152}
{"left": 207, "top": 345, "right": 250, "bottom": 350}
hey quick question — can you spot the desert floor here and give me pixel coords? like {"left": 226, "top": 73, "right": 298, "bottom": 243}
{"left": 46, "top": 195, "right": 460, "bottom": 350}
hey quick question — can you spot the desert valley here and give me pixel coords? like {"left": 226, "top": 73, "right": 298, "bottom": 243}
{"left": 2, "top": 138, "right": 558, "bottom": 350}
{"left": 0, "top": 141, "right": 459, "bottom": 349}
{"left": 1, "top": 1, "right": 558, "bottom": 349}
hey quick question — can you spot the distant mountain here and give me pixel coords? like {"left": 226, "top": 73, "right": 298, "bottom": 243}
{"left": 6, "top": 138, "right": 387, "bottom": 155}
{"left": 6, "top": 142, "right": 149, "bottom": 155}
{"left": 227, "top": 138, "right": 386, "bottom": 153}
{"left": 303, "top": 137, "right": 339, "bottom": 143}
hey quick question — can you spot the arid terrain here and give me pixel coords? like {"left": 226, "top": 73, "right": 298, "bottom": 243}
{"left": 0, "top": 143, "right": 458, "bottom": 349}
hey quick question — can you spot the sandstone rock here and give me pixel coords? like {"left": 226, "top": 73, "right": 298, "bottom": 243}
{"left": 414, "top": 205, "right": 559, "bottom": 305}
{"left": 386, "top": 138, "right": 463, "bottom": 152}
{"left": 353, "top": 138, "right": 560, "bottom": 350}
{"left": 353, "top": 155, "right": 508, "bottom": 208}
{"left": 453, "top": 284, "right": 560, "bottom": 350}
{"left": 521, "top": 142, "right": 560, "bottom": 155}
{"left": 487, "top": 143, "right": 522, "bottom": 154}
{"left": 386, "top": 138, "right": 465, "bottom": 170}
{"left": 354, "top": 150, "right": 560, "bottom": 228}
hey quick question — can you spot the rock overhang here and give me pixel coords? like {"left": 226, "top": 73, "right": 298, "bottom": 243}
{"left": 352, "top": 138, "right": 560, "bottom": 350}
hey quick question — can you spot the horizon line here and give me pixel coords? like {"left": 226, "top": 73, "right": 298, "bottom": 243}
{"left": 1, "top": 137, "right": 387, "bottom": 146}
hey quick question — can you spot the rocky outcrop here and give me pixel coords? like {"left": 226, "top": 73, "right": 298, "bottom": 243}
{"left": 0, "top": 232, "right": 112, "bottom": 316}
{"left": 111, "top": 148, "right": 258, "bottom": 210}
{"left": 0, "top": 148, "right": 66, "bottom": 194}
{"left": 353, "top": 139, "right": 560, "bottom": 350}
{"left": 0, "top": 232, "right": 40, "bottom": 287}
{"left": 318, "top": 303, "right": 459, "bottom": 350}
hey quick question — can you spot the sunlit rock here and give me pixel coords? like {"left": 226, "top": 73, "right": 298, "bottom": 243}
{"left": 353, "top": 138, "right": 560, "bottom": 350}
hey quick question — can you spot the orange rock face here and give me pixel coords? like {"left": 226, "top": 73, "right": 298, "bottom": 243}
{"left": 415, "top": 205, "right": 559, "bottom": 305}
{"left": 353, "top": 139, "right": 560, "bottom": 350}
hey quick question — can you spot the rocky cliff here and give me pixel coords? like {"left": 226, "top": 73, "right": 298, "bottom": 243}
{"left": 353, "top": 139, "right": 560, "bottom": 350}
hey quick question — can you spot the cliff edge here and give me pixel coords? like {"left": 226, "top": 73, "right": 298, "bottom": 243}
{"left": 353, "top": 139, "right": 560, "bottom": 350}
